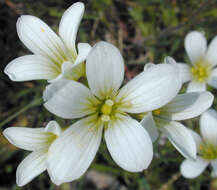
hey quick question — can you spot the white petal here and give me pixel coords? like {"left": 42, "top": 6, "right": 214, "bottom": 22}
{"left": 143, "top": 63, "right": 155, "bottom": 71}
{"left": 47, "top": 116, "right": 102, "bottom": 185}
{"left": 74, "top": 43, "right": 92, "bottom": 65}
{"left": 161, "top": 121, "right": 197, "bottom": 160}
{"left": 59, "top": 2, "right": 84, "bottom": 54}
{"left": 177, "top": 63, "right": 192, "bottom": 83}
{"left": 164, "top": 56, "right": 177, "bottom": 65}
{"left": 16, "top": 150, "right": 47, "bottom": 186}
{"left": 3, "top": 127, "right": 51, "bottom": 151}
{"left": 206, "top": 36, "right": 217, "bottom": 66}
{"left": 140, "top": 112, "right": 159, "bottom": 142}
{"left": 211, "top": 160, "right": 217, "bottom": 177}
{"left": 17, "top": 15, "right": 66, "bottom": 64}
{"left": 59, "top": 43, "right": 91, "bottom": 80}
{"left": 86, "top": 41, "right": 124, "bottom": 99}
{"left": 57, "top": 61, "right": 85, "bottom": 81}
{"left": 180, "top": 157, "right": 208, "bottom": 179}
{"left": 200, "top": 109, "right": 217, "bottom": 144}
{"left": 45, "top": 121, "right": 62, "bottom": 136}
{"left": 4, "top": 55, "right": 59, "bottom": 81}
{"left": 117, "top": 63, "right": 181, "bottom": 113}
{"left": 44, "top": 80, "right": 97, "bottom": 119}
{"left": 186, "top": 81, "right": 206, "bottom": 92}
{"left": 162, "top": 92, "right": 213, "bottom": 121}
{"left": 187, "top": 129, "right": 202, "bottom": 150}
{"left": 208, "top": 68, "right": 217, "bottom": 89}
{"left": 184, "top": 31, "right": 207, "bottom": 64}
{"left": 105, "top": 115, "right": 153, "bottom": 172}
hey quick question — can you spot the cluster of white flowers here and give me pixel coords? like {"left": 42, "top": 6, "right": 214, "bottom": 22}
{"left": 2, "top": 2, "right": 217, "bottom": 186}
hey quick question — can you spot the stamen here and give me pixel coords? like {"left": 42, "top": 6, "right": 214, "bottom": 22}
{"left": 153, "top": 109, "right": 161, "bottom": 116}
{"left": 190, "top": 59, "right": 211, "bottom": 83}
{"left": 101, "top": 99, "right": 114, "bottom": 115}
{"left": 101, "top": 115, "right": 111, "bottom": 122}
{"left": 199, "top": 143, "right": 217, "bottom": 160}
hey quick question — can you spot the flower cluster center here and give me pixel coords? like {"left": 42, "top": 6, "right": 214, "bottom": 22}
{"left": 199, "top": 143, "right": 217, "bottom": 160}
{"left": 100, "top": 99, "right": 114, "bottom": 122}
{"left": 191, "top": 60, "right": 212, "bottom": 83}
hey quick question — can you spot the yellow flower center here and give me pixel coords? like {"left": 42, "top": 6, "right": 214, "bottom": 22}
{"left": 100, "top": 99, "right": 114, "bottom": 122}
{"left": 153, "top": 109, "right": 161, "bottom": 116}
{"left": 191, "top": 59, "right": 212, "bottom": 83}
{"left": 199, "top": 142, "right": 217, "bottom": 160}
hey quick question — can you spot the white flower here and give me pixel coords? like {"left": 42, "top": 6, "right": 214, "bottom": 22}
{"left": 3, "top": 121, "right": 62, "bottom": 186}
{"left": 141, "top": 61, "right": 214, "bottom": 159}
{"left": 4, "top": 2, "right": 91, "bottom": 83}
{"left": 43, "top": 41, "right": 181, "bottom": 185}
{"left": 180, "top": 109, "right": 217, "bottom": 178}
{"left": 178, "top": 31, "right": 217, "bottom": 92}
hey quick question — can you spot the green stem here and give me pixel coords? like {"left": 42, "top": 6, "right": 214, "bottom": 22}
{"left": 0, "top": 98, "right": 43, "bottom": 128}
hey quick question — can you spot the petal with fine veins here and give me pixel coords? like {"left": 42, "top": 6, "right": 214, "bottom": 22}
{"left": 117, "top": 63, "right": 181, "bottom": 113}
{"left": 44, "top": 80, "right": 97, "bottom": 119}
{"left": 162, "top": 92, "right": 213, "bottom": 121}
{"left": 161, "top": 121, "right": 197, "bottom": 160}
{"left": 180, "top": 157, "right": 208, "bottom": 179}
{"left": 184, "top": 31, "right": 207, "bottom": 64}
{"left": 59, "top": 2, "right": 84, "bottom": 54}
{"left": 86, "top": 41, "right": 124, "bottom": 99}
{"left": 3, "top": 127, "right": 52, "bottom": 151}
{"left": 105, "top": 115, "right": 153, "bottom": 172}
{"left": 17, "top": 15, "right": 66, "bottom": 64}
{"left": 4, "top": 55, "right": 59, "bottom": 81}
{"left": 16, "top": 150, "right": 47, "bottom": 187}
{"left": 200, "top": 109, "right": 217, "bottom": 145}
{"left": 47, "top": 116, "right": 103, "bottom": 185}
{"left": 186, "top": 81, "right": 206, "bottom": 92}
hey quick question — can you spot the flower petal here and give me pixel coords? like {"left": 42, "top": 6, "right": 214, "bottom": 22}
{"left": 105, "top": 115, "right": 153, "bottom": 172}
{"left": 45, "top": 121, "right": 62, "bottom": 136}
{"left": 74, "top": 43, "right": 92, "bottom": 65}
{"left": 57, "top": 61, "right": 85, "bottom": 81}
{"left": 140, "top": 112, "right": 159, "bottom": 142}
{"left": 184, "top": 31, "right": 207, "bottom": 64}
{"left": 143, "top": 63, "right": 155, "bottom": 71}
{"left": 16, "top": 150, "right": 47, "bottom": 186}
{"left": 47, "top": 116, "right": 103, "bottom": 185}
{"left": 177, "top": 63, "right": 192, "bottom": 83}
{"left": 17, "top": 15, "right": 66, "bottom": 64}
{"left": 180, "top": 157, "right": 208, "bottom": 178}
{"left": 206, "top": 36, "right": 217, "bottom": 66}
{"left": 161, "top": 121, "right": 197, "bottom": 160}
{"left": 43, "top": 80, "right": 97, "bottom": 119}
{"left": 59, "top": 2, "right": 84, "bottom": 54}
{"left": 211, "top": 160, "right": 217, "bottom": 177}
{"left": 186, "top": 81, "right": 206, "bottom": 92}
{"left": 200, "top": 109, "right": 217, "bottom": 144}
{"left": 208, "top": 68, "right": 217, "bottom": 89}
{"left": 3, "top": 127, "right": 51, "bottom": 151}
{"left": 86, "top": 41, "right": 124, "bottom": 99}
{"left": 187, "top": 129, "right": 202, "bottom": 150}
{"left": 162, "top": 92, "right": 213, "bottom": 121}
{"left": 117, "top": 63, "right": 181, "bottom": 113}
{"left": 4, "top": 55, "right": 59, "bottom": 81}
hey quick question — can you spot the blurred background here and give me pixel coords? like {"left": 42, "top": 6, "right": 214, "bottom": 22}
{"left": 1, "top": 0, "right": 217, "bottom": 189}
